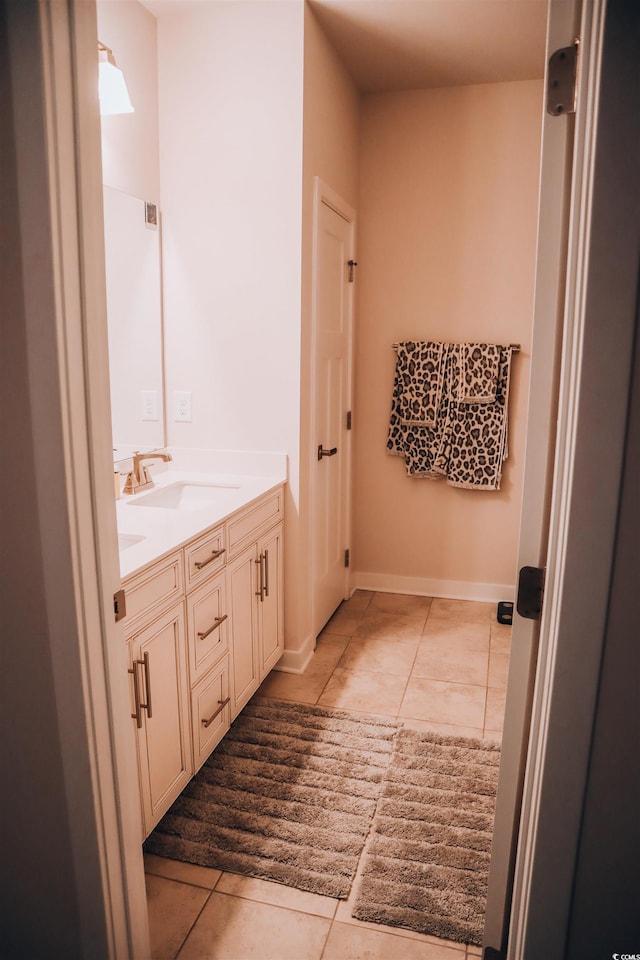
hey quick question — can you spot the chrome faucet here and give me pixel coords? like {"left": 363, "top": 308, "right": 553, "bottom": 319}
{"left": 122, "top": 450, "right": 173, "bottom": 494}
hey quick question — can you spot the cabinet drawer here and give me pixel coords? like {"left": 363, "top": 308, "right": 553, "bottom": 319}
{"left": 184, "top": 524, "right": 226, "bottom": 590}
{"left": 227, "top": 488, "right": 283, "bottom": 559}
{"left": 123, "top": 552, "right": 183, "bottom": 628}
{"left": 187, "top": 571, "right": 228, "bottom": 684}
{"left": 191, "top": 657, "right": 230, "bottom": 772}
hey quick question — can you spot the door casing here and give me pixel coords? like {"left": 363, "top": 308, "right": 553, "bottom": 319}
{"left": 15, "top": 0, "right": 631, "bottom": 954}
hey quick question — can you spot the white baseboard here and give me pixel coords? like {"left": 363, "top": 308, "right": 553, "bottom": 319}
{"left": 274, "top": 633, "right": 316, "bottom": 675}
{"left": 352, "top": 571, "right": 515, "bottom": 604}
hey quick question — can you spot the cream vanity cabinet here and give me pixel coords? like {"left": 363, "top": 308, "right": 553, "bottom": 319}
{"left": 122, "top": 485, "right": 284, "bottom": 837}
{"left": 123, "top": 554, "right": 191, "bottom": 834}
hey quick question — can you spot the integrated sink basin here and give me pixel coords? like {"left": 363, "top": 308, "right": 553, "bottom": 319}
{"left": 128, "top": 481, "right": 241, "bottom": 510}
{"left": 118, "top": 533, "right": 146, "bottom": 551}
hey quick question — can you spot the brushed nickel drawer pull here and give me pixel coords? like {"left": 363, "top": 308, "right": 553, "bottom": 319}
{"left": 255, "top": 554, "right": 264, "bottom": 600}
{"left": 129, "top": 661, "right": 142, "bottom": 729}
{"left": 194, "top": 547, "right": 226, "bottom": 570}
{"left": 129, "top": 653, "right": 152, "bottom": 726}
{"left": 141, "top": 651, "right": 152, "bottom": 719}
{"left": 202, "top": 696, "right": 230, "bottom": 728}
{"left": 197, "top": 613, "right": 228, "bottom": 641}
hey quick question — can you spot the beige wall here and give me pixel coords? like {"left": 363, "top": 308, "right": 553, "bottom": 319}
{"left": 353, "top": 80, "right": 544, "bottom": 598}
{"left": 157, "top": 1, "right": 307, "bottom": 655}
{"left": 97, "top": 0, "right": 160, "bottom": 200}
{"left": 289, "top": 5, "right": 360, "bottom": 662}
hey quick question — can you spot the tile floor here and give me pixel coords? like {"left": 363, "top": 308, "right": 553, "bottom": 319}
{"left": 145, "top": 591, "right": 511, "bottom": 959}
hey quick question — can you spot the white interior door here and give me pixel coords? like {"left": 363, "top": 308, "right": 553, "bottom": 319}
{"left": 483, "top": 0, "right": 604, "bottom": 952}
{"left": 311, "top": 182, "right": 355, "bottom": 636}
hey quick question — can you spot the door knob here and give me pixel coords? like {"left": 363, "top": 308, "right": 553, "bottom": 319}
{"left": 318, "top": 445, "right": 338, "bottom": 461}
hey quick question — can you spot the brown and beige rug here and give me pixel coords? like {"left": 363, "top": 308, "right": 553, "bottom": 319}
{"left": 352, "top": 726, "right": 501, "bottom": 945}
{"left": 144, "top": 697, "right": 401, "bottom": 898}
{"left": 145, "top": 698, "right": 500, "bottom": 945}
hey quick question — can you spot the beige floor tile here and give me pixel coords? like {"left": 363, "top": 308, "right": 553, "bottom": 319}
{"left": 428, "top": 599, "right": 493, "bottom": 625}
{"left": 178, "top": 893, "right": 330, "bottom": 959}
{"left": 466, "top": 948, "right": 483, "bottom": 957}
{"left": 348, "top": 589, "right": 375, "bottom": 606}
{"left": 369, "top": 592, "right": 432, "bottom": 616}
{"left": 258, "top": 634, "right": 349, "bottom": 703}
{"left": 356, "top": 608, "right": 428, "bottom": 643}
{"left": 413, "top": 641, "right": 488, "bottom": 686}
{"left": 400, "top": 677, "right": 486, "bottom": 728}
{"left": 488, "top": 651, "right": 510, "bottom": 689}
{"left": 334, "top": 894, "right": 466, "bottom": 951}
{"left": 256, "top": 671, "right": 322, "bottom": 704}
{"left": 485, "top": 687, "right": 507, "bottom": 733}
{"left": 490, "top": 621, "right": 512, "bottom": 653}
{"left": 482, "top": 728, "right": 503, "bottom": 744}
{"left": 421, "top": 619, "right": 490, "bottom": 651}
{"left": 323, "top": 592, "right": 374, "bottom": 637}
{"left": 146, "top": 874, "right": 209, "bottom": 960}
{"left": 338, "top": 636, "right": 418, "bottom": 677}
{"left": 144, "top": 853, "right": 221, "bottom": 890}
{"left": 323, "top": 921, "right": 465, "bottom": 959}
{"left": 400, "top": 716, "right": 485, "bottom": 739}
{"left": 318, "top": 667, "right": 408, "bottom": 716}
{"left": 215, "top": 872, "right": 338, "bottom": 919}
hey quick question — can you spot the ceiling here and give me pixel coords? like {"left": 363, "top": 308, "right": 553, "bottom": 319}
{"left": 140, "top": 0, "right": 549, "bottom": 95}
{"left": 307, "top": 0, "right": 549, "bottom": 93}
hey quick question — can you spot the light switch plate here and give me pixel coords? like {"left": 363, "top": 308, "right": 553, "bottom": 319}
{"left": 174, "top": 390, "right": 192, "bottom": 422}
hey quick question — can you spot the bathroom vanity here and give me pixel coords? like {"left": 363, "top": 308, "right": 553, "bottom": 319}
{"left": 116, "top": 468, "right": 284, "bottom": 837}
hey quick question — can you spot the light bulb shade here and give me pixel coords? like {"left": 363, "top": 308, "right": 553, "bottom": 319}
{"left": 98, "top": 46, "right": 134, "bottom": 115}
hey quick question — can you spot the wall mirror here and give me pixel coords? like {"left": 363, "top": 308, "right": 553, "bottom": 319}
{"left": 103, "top": 184, "right": 165, "bottom": 460}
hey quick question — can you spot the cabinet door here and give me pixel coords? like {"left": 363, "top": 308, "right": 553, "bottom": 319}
{"left": 257, "top": 523, "right": 284, "bottom": 675}
{"left": 129, "top": 604, "right": 191, "bottom": 836}
{"left": 227, "top": 546, "right": 260, "bottom": 718}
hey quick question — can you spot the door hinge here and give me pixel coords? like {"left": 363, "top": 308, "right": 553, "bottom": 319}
{"left": 344, "top": 549, "right": 350, "bottom": 568}
{"left": 346, "top": 410, "right": 352, "bottom": 430}
{"left": 547, "top": 39, "right": 579, "bottom": 116}
{"left": 516, "top": 566, "right": 545, "bottom": 620}
{"left": 114, "top": 588, "right": 127, "bottom": 623}
{"left": 347, "top": 259, "right": 358, "bottom": 283}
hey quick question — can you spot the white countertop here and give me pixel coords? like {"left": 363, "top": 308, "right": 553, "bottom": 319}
{"left": 116, "top": 469, "right": 284, "bottom": 580}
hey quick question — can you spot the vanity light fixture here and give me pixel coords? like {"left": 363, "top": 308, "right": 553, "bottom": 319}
{"left": 98, "top": 41, "right": 134, "bottom": 115}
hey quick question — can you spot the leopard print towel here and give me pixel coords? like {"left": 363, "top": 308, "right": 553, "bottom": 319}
{"left": 387, "top": 341, "right": 513, "bottom": 490}
{"left": 394, "top": 341, "right": 445, "bottom": 427}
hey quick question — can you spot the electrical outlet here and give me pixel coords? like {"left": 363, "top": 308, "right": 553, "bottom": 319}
{"left": 140, "top": 390, "right": 159, "bottom": 421}
{"left": 174, "top": 390, "right": 192, "bottom": 422}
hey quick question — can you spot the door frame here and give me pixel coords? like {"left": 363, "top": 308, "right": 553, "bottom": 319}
{"left": 483, "top": 0, "right": 584, "bottom": 946}
{"left": 16, "top": 0, "right": 635, "bottom": 953}
{"left": 507, "top": 0, "right": 639, "bottom": 953}
{"left": 485, "top": 0, "right": 639, "bottom": 954}
{"left": 5, "top": 0, "right": 150, "bottom": 954}
{"left": 309, "top": 177, "right": 356, "bottom": 637}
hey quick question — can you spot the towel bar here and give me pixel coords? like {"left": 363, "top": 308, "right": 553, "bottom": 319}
{"left": 392, "top": 341, "right": 521, "bottom": 353}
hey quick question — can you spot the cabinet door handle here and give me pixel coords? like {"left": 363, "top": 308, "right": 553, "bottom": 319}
{"left": 202, "top": 696, "right": 230, "bottom": 728}
{"left": 128, "top": 660, "right": 143, "bottom": 729}
{"left": 255, "top": 554, "right": 265, "bottom": 601}
{"left": 263, "top": 549, "right": 270, "bottom": 598}
{"left": 140, "top": 651, "right": 152, "bottom": 720}
{"left": 194, "top": 547, "right": 226, "bottom": 570}
{"left": 197, "top": 613, "right": 228, "bottom": 641}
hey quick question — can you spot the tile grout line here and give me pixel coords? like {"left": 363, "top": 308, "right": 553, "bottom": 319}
{"left": 173, "top": 884, "right": 216, "bottom": 960}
